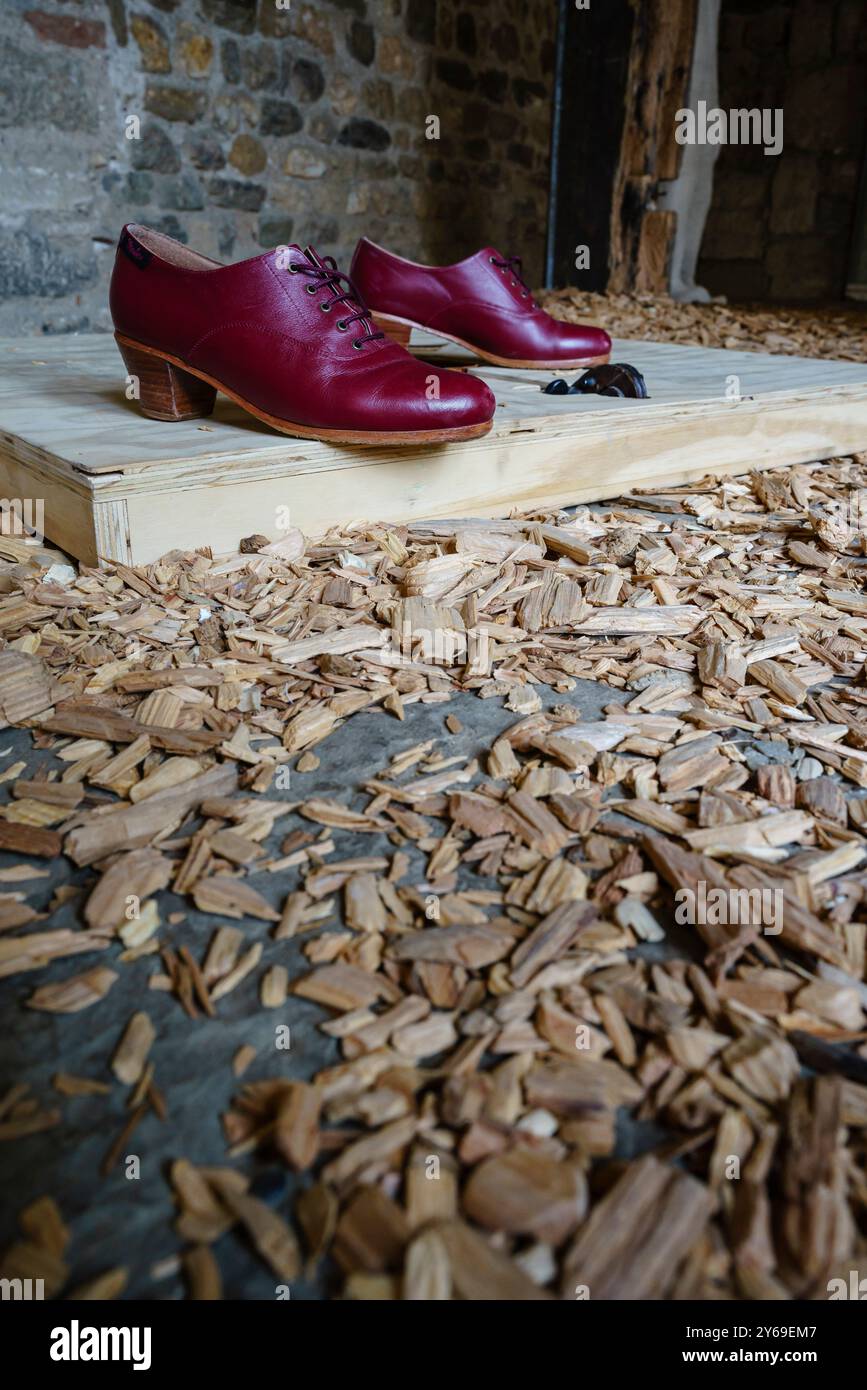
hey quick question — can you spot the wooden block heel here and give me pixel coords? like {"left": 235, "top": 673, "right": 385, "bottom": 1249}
{"left": 116, "top": 336, "right": 216, "bottom": 422}
{"left": 371, "top": 314, "right": 412, "bottom": 349}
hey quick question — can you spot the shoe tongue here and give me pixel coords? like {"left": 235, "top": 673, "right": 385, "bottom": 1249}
{"left": 302, "top": 244, "right": 326, "bottom": 269}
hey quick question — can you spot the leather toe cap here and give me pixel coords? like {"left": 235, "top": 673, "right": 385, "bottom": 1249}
{"left": 555, "top": 323, "right": 612, "bottom": 360}
{"left": 385, "top": 360, "right": 495, "bottom": 430}
{"left": 433, "top": 371, "right": 496, "bottom": 427}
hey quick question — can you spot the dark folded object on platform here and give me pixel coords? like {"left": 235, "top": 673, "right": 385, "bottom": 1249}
{"left": 544, "top": 363, "right": 649, "bottom": 398}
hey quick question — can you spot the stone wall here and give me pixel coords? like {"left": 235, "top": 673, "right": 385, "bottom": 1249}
{"left": 697, "top": 0, "right": 867, "bottom": 301}
{"left": 0, "top": 0, "right": 555, "bottom": 336}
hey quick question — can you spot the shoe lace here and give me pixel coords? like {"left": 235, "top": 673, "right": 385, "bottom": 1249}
{"left": 286, "top": 250, "right": 384, "bottom": 349}
{"left": 491, "top": 254, "right": 537, "bottom": 308}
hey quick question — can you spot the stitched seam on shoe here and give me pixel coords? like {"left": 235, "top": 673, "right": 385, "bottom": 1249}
{"left": 264, "top": 253, "right": 297, "bottom": 308}
{"left": 187, "top": 254, "right": 313, "bottom": 358}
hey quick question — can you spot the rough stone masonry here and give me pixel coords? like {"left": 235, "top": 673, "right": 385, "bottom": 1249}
{"left": 697, "top": 0, "right": 867, "bottom": 303}
{"left": 0, "top": 0, "right": 556, "bottom": 336}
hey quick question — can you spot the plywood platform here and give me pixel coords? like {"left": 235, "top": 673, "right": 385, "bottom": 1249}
{"left": 1, "top": 331, "right": 867, "bottom": 566}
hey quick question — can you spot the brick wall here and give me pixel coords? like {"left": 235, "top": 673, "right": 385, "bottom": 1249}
{"left": 698, "top": 0, "right": 867, "bottom": 302}
{"left": 0, "top": 0, "right": 556, "bottom": 336}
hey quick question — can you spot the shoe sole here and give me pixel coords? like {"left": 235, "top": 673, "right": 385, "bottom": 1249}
{"left": 370, "top": 312, "right": 611, "bottom": 371}
{"left": 115, "top": 334, "right": 494, "bottom": 445}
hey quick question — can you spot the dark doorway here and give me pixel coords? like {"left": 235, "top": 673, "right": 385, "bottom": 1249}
{"left": 545, "top": 0, "right": 635, "bottom": 290}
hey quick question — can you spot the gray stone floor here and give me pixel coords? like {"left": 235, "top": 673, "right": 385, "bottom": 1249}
{"left": 3, "top": 672, "right": 683, "bottom": 1299}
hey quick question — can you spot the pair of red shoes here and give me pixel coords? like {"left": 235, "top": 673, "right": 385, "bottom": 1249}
{"left": 110, "top": 224, "right": 612, "bottom": 445}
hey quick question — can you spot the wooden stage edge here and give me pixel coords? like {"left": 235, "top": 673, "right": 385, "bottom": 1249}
{"left": 1, "top": 332, "right": 866, "bottom": 566}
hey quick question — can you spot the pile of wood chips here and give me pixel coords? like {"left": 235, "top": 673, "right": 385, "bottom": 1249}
{"left": 541, "top": 288, "right": 867, "bottom": 364}
{"left": 3, "top": 448, "right": 867, "bottom": 1300}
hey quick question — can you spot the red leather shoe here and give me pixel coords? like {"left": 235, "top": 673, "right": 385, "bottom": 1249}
{"left": 350, "top": 238, "right": 612, "bottom": 371}
{"left": 109, "top": 225, "right": 495, "bottom": 444}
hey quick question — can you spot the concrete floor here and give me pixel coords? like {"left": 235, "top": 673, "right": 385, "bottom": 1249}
{"left": 0, "top": 673, "right": 696, "bottom": 1299}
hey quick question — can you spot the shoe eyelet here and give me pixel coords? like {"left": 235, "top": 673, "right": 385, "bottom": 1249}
{"left": 352, "top": 340, "right": 364, "bottom": 350}
{"left": 305, "top": 284, "right": 317, "bottom": 295}
{"left": 489, "top": 256, "right": 496, "bottom": 264}
{"left": 287, "top": 263, "right": 299, "bottom": 275}
{"left": 336, "top": 319, "right": 348, "bottom": 332}
{"left": 521, "top": 291, "right": 528, "bottom": 298}
{"left": 320, "top": 301, "right": 331, "bottom": 312}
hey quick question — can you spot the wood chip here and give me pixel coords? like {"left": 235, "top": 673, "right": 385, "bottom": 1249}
{"left": 27, "top": 967, "right": 118, "bottom": 1013}
{"left": 111, "top": 1012, "right": 156, "bottom": 1086}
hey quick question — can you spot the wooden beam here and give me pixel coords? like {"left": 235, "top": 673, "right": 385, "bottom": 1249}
{"left": 608, "top": 0, "right": 699, "bottom": 293}
{"left": 548, "top": 0, "right": 698, "bottom": 294}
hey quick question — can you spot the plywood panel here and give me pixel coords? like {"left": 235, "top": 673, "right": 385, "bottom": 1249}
{"left": 1, "top": 333, "right": 866, "bottom": 566}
